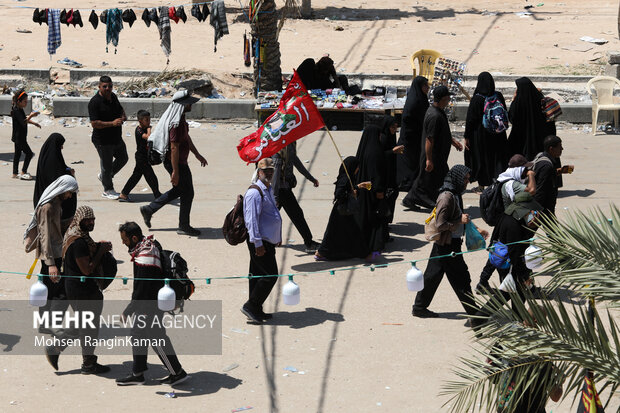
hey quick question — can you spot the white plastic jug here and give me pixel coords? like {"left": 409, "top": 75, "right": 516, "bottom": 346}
{"left": 282, "top": 279, "right": 300, "bottom": 305}
{"left": 406, "top": 265, "right": 424, "bottom": 292}
{"left": 30, "top": 277, "right": 48, "bottom": 307}
{"left": 158, "top": 280, "right": 176, "bottom": 311}
{"left": 525, "top": 245, "right": 543, "bottom": 269}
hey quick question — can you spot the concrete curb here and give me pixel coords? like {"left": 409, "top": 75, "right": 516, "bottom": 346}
{"left": 51, "top": 97, "right": 256, "bottom": 120}
{"left": 0, "top": 96, "right": 609, "bottom": 125}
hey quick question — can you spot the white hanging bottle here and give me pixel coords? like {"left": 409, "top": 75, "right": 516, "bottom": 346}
{"left": 406, "top": 263, "right": 424, "bottom": 292}
{"left": 282, "top": 276, "right": 300, "bottom": 305}
{"left": 30, "top": 275, "right": 48, "bottom": 307}
{"left": 158, "top": 279, "right": 176, "bottom": 311}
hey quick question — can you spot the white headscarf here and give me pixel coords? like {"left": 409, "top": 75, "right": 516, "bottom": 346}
{"left": 147, "top": 94, "right": 186, "bottom": 161}
{"left": 497, "top": 166, "right": 526, "bottom": 202}
{"left": 24, "top": 175, "right": 78, "bottom": 240}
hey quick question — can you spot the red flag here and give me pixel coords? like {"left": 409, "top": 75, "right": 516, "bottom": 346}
{"left": 237, "top": 71, "right": 325, "bottom": 163}
{"left": 577, "top": 371, "right": 605, "bottom": 413}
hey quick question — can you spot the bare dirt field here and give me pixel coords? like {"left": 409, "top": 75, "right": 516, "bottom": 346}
{"left": 0, "top": 0, "right": 618, "bottom": 81}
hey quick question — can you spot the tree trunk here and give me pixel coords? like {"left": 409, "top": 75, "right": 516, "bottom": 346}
{"left": 301, "top": 0, "right": 312, "bottom": 18}
{"left": 618, "top": 0, "right": 620, "bottom": 39}
{"left": 252, "top": 0, "right": 283, "bottom": 94}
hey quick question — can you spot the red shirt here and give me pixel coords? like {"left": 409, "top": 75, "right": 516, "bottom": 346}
{"left": 168, "top": 116, "right": 190, "bottom": 165}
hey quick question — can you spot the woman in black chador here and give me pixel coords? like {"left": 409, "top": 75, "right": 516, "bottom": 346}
{"left": 314, "top": 157, "right": 369, "bottom": 261}
{"left": 396, "top": 76, "right": 429, "bottom": 191}
{"left": 464, "top": 72, "right": 509, "bottom": 191}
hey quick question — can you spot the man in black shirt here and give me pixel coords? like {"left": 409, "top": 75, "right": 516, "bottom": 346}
{"left": 45, "top": 206, "right": 111, "bottom": 374}
{"left": 88, "top": 76, "right": 128, "bottom": 200}
{"left": 533, "top": 135, "right": 574, "bottom": 217}
{"left": 403, "top": 86, "right": 463, "bottom": 210}
{"left": 116, "top": 222, "right": 187, "bottom": 386}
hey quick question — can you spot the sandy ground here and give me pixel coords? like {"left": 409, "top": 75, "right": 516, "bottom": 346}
{"left": 0, "top": 119, "right": 618, "bottom": 412}
{"left": 0, "top": 0, "right": 618, "bottom": 82}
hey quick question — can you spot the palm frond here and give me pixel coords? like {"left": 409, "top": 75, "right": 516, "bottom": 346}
{"left": 535, "top": 205, "right": 620, "bottom": 305}
{"left": 442, "top": 290, "right": 620, "bottom": 412}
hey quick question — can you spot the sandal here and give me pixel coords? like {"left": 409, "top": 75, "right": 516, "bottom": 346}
{"left": 19, "top": 173, "right": 33, "bottom": 180}
{"left": 314, "top": 253, "right": 328, "bottom": 262}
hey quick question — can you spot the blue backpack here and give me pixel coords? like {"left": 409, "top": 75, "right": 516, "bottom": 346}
{"left": 488, "top": 241, "right": 511, "bottom": 269}
{"left": 481, "top": 93, "right": 509, "bottom": 134}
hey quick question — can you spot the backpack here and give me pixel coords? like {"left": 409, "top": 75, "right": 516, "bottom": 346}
{"left": 160, "top": 249, "right": 194, "bottom": 312}
{"left": 147, "top": 140, "right": 163, "bottom": 166}
{"left": 481, "top": 93, "right": 509, "bottom": 134}
{"left": 488, "top": 240, "right": 511, "bottom": 269}
{"left": 479, "top": 180, "right": 507, "bottom": 227}
{"left": 222, "top": 184, "right": 263, "bottom": 246}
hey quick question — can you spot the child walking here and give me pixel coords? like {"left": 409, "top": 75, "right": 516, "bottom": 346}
{"left": 119, "top": 110, "right": 161, "bottom": 202}
{"left": 11, "top": 90, "right": 40, "bottom": 180}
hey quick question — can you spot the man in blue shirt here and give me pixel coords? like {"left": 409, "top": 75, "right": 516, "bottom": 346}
{"left": 242, "top": 158, "right": 282, "bottom": 323}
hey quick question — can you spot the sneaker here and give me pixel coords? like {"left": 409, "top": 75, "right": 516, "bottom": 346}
{"left": 19, "top": 172, "right": 33, "bottom": 181}
{"left": 412, "top": 308, "right": 439, "bottom": 318}
{"left": 81, "top": 363, "right": 111, "bottom": 375}
{"left": 241, "top": 304, "right": 263, "bottom": 324}
{"left": 45, "top": 346, "right": 59, "bottom": 371}
{"left": 177, "top": 226, "right": 201, "bottom": 236}
{"left": 116, "top": 373, "right": 145, "bottom": 386}
{"left": 304, "top": 241, "right": 320, "bottom": 254}
{"left": 140, "top": 206, "right": 152, "bottom": 229}
{"left": 102, "top": 190, "right": 120, "bottom": 200}
{"left": 159, "top": 369, "right": 189, "bottom": 386}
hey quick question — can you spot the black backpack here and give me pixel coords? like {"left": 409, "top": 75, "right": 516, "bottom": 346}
{"left": 480, "top": 180, "right": 508, "bottom": 227}
{"left": 160, "top": 249, "right": 194, "bottom": 312}
{"left": 222, "top": 185, "right": 263, "bottom": 246}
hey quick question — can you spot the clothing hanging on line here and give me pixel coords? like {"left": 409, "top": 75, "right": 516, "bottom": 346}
{"left": 105, "top": 8, "right": 123, "bottom": 53}
{"left": 210, "top": 0, "right": 228, "bottom": 52}
{"left": 47, "top": 8, "right": 61, "bottom": 55}
{"left": 158, "top": 6, "right": 171, "bottom": 58}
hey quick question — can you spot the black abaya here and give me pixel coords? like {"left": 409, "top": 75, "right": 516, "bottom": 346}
{"left": 464, "top": 72, "right": 509, "bottom": 186}
{"left": 355, "top": 126, "right": 388, "bottom": 253}
{"left": 33, "top": 133, "right": 76, "bottom": 220}
{"left": 380, "top": 116, "right": 399, "bottom": 229}
{"left": 317, "top": 157, "right": 368, "bottom": 260}
{"left": 397, "top": 76, "right": 429, "bottom": 191}
{"left": 508, "top": 77, "right": 556, "bottom": 160}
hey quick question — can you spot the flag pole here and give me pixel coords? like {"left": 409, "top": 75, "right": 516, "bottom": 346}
{"left": 323, "top": 126, "right": 356, "bottom": 193}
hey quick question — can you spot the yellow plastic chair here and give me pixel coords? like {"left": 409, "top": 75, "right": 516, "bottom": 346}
{"left": 410, "top": 49, "right": 442, "bottom": 83}
{"left": 586, "top": 76, "right": 620, "bottom": 135}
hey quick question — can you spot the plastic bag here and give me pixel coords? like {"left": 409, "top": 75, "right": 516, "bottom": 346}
{"left": 499, "top": 270, "right": 517, "bottom": 293}
{"left": 465, "top": 222, "right": 486, "bottom": 251}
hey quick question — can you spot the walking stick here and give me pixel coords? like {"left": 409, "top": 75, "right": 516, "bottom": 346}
{"left": 323, "top": 126, "right": 356, "bottom": 193}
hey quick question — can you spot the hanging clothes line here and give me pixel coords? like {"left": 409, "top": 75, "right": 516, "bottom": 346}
{"left": 12, "top": 1, "right": 216, "bottom": 13}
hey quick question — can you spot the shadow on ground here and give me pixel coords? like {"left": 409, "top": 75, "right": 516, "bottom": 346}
{"left": 261, "top": 307, "right": 344, "bottom": 329}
